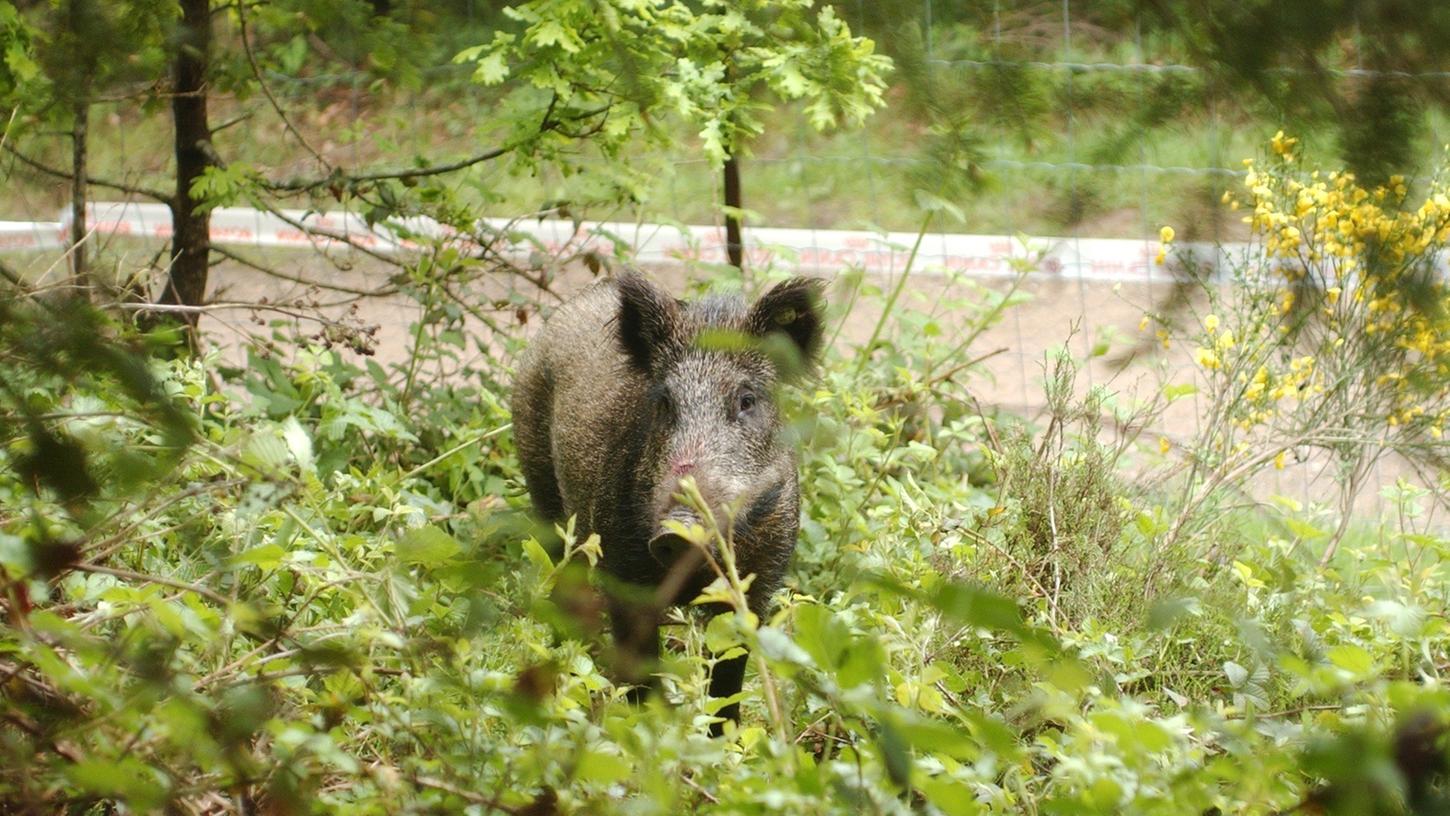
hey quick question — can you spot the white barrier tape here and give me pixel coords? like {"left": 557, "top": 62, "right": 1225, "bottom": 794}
{"left": 0, "top": 221, "right": 66, "bottom": 252}
{"left": 0, "top": 201, "right": 1237, "bottom": 284}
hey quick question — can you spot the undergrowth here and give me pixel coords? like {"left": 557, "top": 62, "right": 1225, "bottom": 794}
{"left": 3, "top": 149, "right": 1450, "bottom": 812}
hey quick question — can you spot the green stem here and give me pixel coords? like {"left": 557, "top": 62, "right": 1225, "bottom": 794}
{"left": 856, "top": 211, "right": 933, "bottom": 375}
{"left": 400, "top": 283, "right": 434, "bottom": 407}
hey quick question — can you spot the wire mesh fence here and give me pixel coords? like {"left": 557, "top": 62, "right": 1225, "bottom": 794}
{"left": 3, "top": 0, "right": 1445, "bottom": 523}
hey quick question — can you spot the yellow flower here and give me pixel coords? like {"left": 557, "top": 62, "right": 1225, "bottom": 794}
{"left": 1270, "top": 130, "right": 1299, "bottom": 160}
{"left": 1203, "top": 314, "right": 1220, "bottom": 333}
{"left": 1216, "top": 329, "right": 1236, "bottom": 351}
{"left": 1325, "top": 286, "right": 1341, "bottom": 305}
{"left": 1160, "top": 225, "right": 1176, "bottom": 244}
{"left": 1194, "top": 347, "right": 1221, "bottom": 370}
{"left": 1138, "top": 315, "right": 1151, "bottom": 332}
{"left": 1155, "top": 248, "right": 1167, "bottom": 266}
{"left": 1158, "top": 437, "right": 1171, "bottom": 454}
{"left": 1274, "top": 451, "right": 1287, "bottom": 470}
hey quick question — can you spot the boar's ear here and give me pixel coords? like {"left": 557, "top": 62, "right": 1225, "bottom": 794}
{"left": 746, "top": 277, "right": 826, "bottom": 377}
{"left": 616, "top": 272, "right": 682, "bottom": 374}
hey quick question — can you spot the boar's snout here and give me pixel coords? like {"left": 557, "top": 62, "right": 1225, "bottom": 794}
{"left": 647, "top": 531, "right": 691, "bottom": 566}
{"left": 648, "top": 506, "right": 711, "bottom": 568}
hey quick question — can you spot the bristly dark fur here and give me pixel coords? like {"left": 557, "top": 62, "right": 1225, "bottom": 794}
{"left": 746, "top": 277, "right": 827, "bottom": 379}
{"left": 615, "top": 272, "right": 682, "bottom": 374}
{"left": 510, "top": 271, "right": 826, "bottom": 736}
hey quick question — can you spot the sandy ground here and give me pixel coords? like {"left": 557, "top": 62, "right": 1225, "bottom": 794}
{"left": 10, "top": 243, "right": 1437, "bottom": 523}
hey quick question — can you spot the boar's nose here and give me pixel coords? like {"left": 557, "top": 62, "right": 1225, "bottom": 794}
{"left": 648, "top": 531, "right": 690, "bottom": 566}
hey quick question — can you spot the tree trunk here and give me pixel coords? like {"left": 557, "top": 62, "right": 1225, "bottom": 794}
{"left": 69, "top": 92, "right": 88, "bottom": 293}
{"left": 158, "top": 0, "right": 212, "bottom": 332}
{"left": 67, "top": 0, "right": 88, "bottom": 294}
{"left": 723, "top": 154, "right": 743, "bottom": 272}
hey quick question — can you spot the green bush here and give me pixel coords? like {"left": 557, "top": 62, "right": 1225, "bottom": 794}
{"left": 3, "top": 232, "right": 1450, "bottom": 812}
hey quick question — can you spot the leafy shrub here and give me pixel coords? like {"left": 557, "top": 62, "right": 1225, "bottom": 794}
{"left": 3, "top": 191, "right": 1450, "bottom": 813}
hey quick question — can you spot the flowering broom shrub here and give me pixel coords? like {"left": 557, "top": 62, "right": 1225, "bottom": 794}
{"left": 1148, "top": 135, "right": 1450, "bottom": 562}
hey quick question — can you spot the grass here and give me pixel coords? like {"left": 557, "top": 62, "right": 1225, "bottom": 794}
{"left": 10, "top": 51, "right": 1450, "bottom": 246}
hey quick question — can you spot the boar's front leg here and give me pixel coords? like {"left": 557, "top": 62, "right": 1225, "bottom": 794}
{"left": 706, "top": 585, "right": 775, "bottom": 736}
{"left": 707, "top": 649, "right": 748, "bottom": 735}
{"left": 608, "top": 595, "right": 661, "bottom": 703}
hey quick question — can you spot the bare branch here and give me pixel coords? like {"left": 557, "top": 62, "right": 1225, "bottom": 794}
{"left": 236, "top": 0, "right": 330, "bottom": 172}
{"left": 2, "top": 143, "right": 171, "bottom": 203}
{"left": 115, "top": 299, "right": 362, "bottom": 328}
{"left": 210, "top": 245, "right": 399, "bottom": 297}
{"left": 266, "top": 145, "right": 512, "bottom": 193}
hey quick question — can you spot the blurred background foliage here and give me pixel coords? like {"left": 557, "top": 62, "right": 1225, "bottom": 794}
{"left": 2, "top": 0, "right": 1450, "bottom": 813}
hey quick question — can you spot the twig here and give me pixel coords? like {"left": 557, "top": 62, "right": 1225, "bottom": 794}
{"left": 213, "top": 665, "right": 405, "bottom": 690}
{"left": 114, "top": 299, "right": 355, "bottom": 328}
{"left": 412, "top": 774, "right": 523, "bottom": 814}
{"left": 267, "top": 146, "right": 513, "bottom": 193}
{"left": 211, "top": 244, "right": 398, "bottom": 297}
{"left": 70, "top": 562, "right": 230, "bottom": 607}
{"left": 253, "top": 199, "right": 402, "bottom": 266}
{"left": 857, "top": 211, "right": 933, "bottom": 374}
{"left": 236, "top": 0, "right": 329, "bottom": 172}
{"left": 680, "top": 773, "right": 720, "bottom": 804}
{"left": 397, "top": 425, "right": 511, "bottom": 483}
{"left": 2, "top": 142, "right": 170, "bottom": 203}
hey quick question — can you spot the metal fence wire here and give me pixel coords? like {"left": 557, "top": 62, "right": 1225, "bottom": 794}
{"left": 7, "top": 0, "right": 1447, "bottom": 523}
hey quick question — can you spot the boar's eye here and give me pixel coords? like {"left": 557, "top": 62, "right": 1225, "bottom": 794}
{"left": 734, "top": 389, "right": 758, "bottom": 420}
{"left": 651, "top": 386, "right": 675, "bottom": 424}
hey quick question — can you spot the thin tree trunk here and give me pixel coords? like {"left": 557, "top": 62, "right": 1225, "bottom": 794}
{"left": 723, "top": 154, "right": 743, "bottom": 272}
{"left": 158, "top": 0, "right": 213, "bottom": 334}
{"left": 67, "top": 0, "right": 88, "bottom": 293}
{"left": 69, "top": 94, "right": 88, "bottom": 292}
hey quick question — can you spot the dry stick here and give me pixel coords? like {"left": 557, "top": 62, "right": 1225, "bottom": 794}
{"left": 680, "top": 772, "right": 721, "bottom": 805}
{"left": 1318, "top": 452, "right": 1370, "bottom": 568}
{"left": 960, "top": 525, "right": 1065, "bottom": 624}
{"left": 0, "top": 106, "right": 18, "bottom": 154}
{"left": 922, "top": 266, "right": 1031, "bottom": 383}
{"left": 253, "top": 199, "right": 402, "bottom": 267}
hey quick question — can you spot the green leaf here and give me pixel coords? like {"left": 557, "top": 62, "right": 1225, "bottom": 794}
{"left": 1224, "top": 660, "right": 1249, "bottom": 687}
{"left": 281, "top": 416, "right": 314, "bottom": 475}
{"left": 530, "top": 19, "right": 580, "bottom": 53}
{"left": 1326, "top": 644, "right": 1375, "bottom": 677}
{"left": 471, "top": 51, "right": 510, "bottom": 85}
{"left": 241, "top": 432, "right": 289, "bottom": 474}
{"left": 877, "top": 717, "right": 913, "bottom": 789}
{"left": 398, "top": 525, "right": 461, "bottom": 566}
{"left": 522, "top": 537, "right": 554, "bottom": 574}
{"left": 576, "top": 750, "right": 632, "bottom": 784}
{"left": 232, "top": 543, "right": 286, "bottom": 570}
{"left": 920, "top": 777, "right": 984, "bottom": 816}
{"left": 929, "top": 583, "right": 1024, "bottom": 634}
{"left": 1163, "top": 383, "right": 1198, "bottom": 402}
{"left": 66, "top": 759, "right": 167, "bottom": 809}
